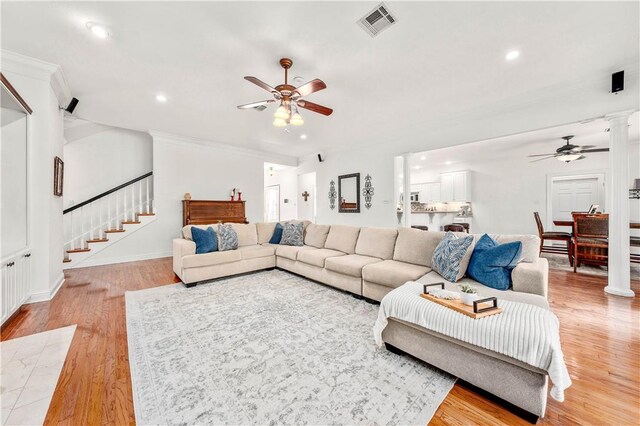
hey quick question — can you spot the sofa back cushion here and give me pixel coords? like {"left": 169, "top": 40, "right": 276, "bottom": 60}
{"left": 488, "top": 234, "right": 539, "bottom": 263}
{"left": 355, "top": 227, "right": 398, "bottom": 259}
{"left": 324, "top": 225, "right": 360, "bottom": 254}
{"left": 393, "top": 228, "right": 445, "bottom": 266}
{"left": 226, "top": 223, "right": 258, "bottom": 247}
{"left": 304, "top": 224, "right": 331, "bottom": 248}
{"left": 256, "top": 222, "right": 277, "bottom": 244}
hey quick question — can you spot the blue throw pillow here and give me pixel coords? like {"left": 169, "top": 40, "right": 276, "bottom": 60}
{"left": 191, "top": 226, "right": 218, "bottom": 254}
{"left": 431, "top": 232, "right": 475, "bottom": 282}
{"left": 269, "top": 223, "right": 284, "bottom": 244}
{"left": 467, "top": 234, "right": 522, "bottom": 290}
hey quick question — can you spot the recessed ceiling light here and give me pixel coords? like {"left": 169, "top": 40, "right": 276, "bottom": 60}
{"left": 505, "top": 50, "right": 520, "bottom": 61}
{"left": 420, "top": 156, "right": 426, "bottom": 161}
{"left": 300, "top": 134, "right": 307, "bottom": 140}
{"left": 85, "top": 22, "right": 110, "bottom": 39}
{"left": 413, "top": 165, "right": 421, "bottom": 170}
{"left": 155, "top": 94, "right": 168, "bottom": 103}
{"left": 445, "top": 161, "right": 452, "bottom": 165}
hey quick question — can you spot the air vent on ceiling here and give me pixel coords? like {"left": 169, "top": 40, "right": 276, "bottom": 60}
{"left": 357, "top": 3, "right": 397, "bottom": 37}
{"left": 253, "top": 105, "right": 267, "bottom": 111}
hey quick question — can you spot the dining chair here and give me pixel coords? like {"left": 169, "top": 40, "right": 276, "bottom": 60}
{"left": 573, "top": 214, "right": 609, "bottom": 272}
{"left": 533, "top": 212, "right": 573, "bottom": 265}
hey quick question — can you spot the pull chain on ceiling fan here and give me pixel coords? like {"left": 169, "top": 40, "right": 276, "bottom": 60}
{"left": 527, "top": 135, "right": 609, "bottom": 163}
{"left": 237, "top": 58, "right": 333, "bottom": 128}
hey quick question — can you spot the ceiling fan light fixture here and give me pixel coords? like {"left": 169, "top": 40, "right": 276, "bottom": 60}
{"left": 274, "top": 105, "right": 290, "bottom": 120}
{"left": 273, "top": 117, "right": 287, "bottom": 127}
{"left": 290, "top": 112, "right": 304, "bottom": 126}
{"left": 557, "top": 154, "right": 582, "bottom": 163}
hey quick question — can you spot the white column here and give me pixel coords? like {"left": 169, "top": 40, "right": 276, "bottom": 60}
{"left": 604, "top": 110, "right": 634, "bottom": 297}
{"left": 402, "top": 153, "right": 411, "bottom": 228}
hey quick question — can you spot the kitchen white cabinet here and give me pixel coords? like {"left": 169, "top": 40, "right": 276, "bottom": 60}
{"left": 411, "top": 183, "right": 441, "bottom": 202}
{"left": 440, "top": 171, "right": 471, "bottom": 202}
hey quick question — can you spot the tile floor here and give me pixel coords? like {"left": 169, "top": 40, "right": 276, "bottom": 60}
{"left": 0, "top": 325, "right": 76, "bottom": 426}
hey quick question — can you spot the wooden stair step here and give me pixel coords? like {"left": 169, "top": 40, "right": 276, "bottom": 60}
{"left": 63, "top": 258, "right": 72, "bottom": 263}
{"left": 87, "top": 238, "right": 109, "bottom": 243}
{"left": 121, "top": 221, "right": 141, "bottom": 225}
{"left": 104, "top": 229, "right": 126, "bottom": 233}
{"left": 67, "top": 248, "right": 90, "bottom": 253}
{"left": 137, "top": 213, "right": 155, "bottom": 216}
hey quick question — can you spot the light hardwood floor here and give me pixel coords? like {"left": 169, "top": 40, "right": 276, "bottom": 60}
{"left": 2, "top": 258, "right": 639, "bottom": 425}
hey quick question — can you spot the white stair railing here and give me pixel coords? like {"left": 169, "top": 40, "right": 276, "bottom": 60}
{"left": 63, "top": 172, "right": 153, "bottom": 258}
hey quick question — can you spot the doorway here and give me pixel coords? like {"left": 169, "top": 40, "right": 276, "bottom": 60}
{"left": 264, "top": 185, "right": 280, "bottom": 222}
{"left": 548, "top": 173, "right": 605, "bottom": 231}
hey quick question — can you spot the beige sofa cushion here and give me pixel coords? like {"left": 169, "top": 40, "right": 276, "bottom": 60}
{"left": 304, "top": 224, "right": 331, "bottom": 248}
{"left": 228, "top": 223, "right": 258, "bottom": 247}
{"left": 325, "top": 254, "right": 384, "bottom": 278}
{"left": 182, "top": 250, "right": 241, "bottom": 268}
{"left": 393, "top": 228, "right": 439, "bottom": 266}
{"left": 297, "top": 248, "right": 345, "bottom": 268}
{"left": 275, "top": 245, "right": 314, "bottom": 261}
{"left": 355, "top": 227, "right": 398, "bottom": 260}
{"left": 238, "top": 245, "right": 275, "bottom": 260}
{"left": 324, "top": 225, "right": 360, "bottom": 254}
{"left": 489, "top": 234, "right": 540, "bottom": 263}
{"left": 362, "top": 260, "right": 430, "bottom": 288}
{"left": 256, "top": 222, "right": 277, "bottom": 244}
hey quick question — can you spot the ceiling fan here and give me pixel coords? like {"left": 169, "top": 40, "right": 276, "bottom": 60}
{"left": 528, "top": 135, "right": 609, "bottom": 163}
{"left": 237, "top": 58, "right": 333, "bottom": 127}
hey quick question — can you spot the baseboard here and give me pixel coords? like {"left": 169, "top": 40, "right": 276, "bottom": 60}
{"left": 74, "top": 251, "right": 172, "bottom": 268}
{"left": 27, "top": 273, "right": 65, "bottom": 304}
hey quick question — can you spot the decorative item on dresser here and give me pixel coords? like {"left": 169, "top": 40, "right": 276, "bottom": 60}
{"left": 182, "top": 199, "right": 248, "bottom": 226}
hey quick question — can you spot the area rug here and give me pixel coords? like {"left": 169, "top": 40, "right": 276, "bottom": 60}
{"left": 542, "top": 253, "right": 640, "bottom": 279}
{"left": 125, "top": 269, "right": 455, "bottom": 425}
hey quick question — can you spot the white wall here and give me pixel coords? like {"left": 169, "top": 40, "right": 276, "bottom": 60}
{"left": 264, "top": 166, "right": 298, "bottom": 221}
{"left": 1, "top": 52, "right": 66, "bottom": 301}
{"left": 63, "top": 123, "right": 152, "bottom": 208}
{"left": 84, "top": 134, "right": 294, "bottom": 265}
{"left": 297, "top": 172, "right": 316, "bottom": 222}
{"left": 296, "top": 145, "right": 398, "bottom": 227}
{"left": 411, "top": 142, "right": 640, "bottom": 235}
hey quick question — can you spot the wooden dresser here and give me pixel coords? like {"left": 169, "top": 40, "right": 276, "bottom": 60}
{"left": 182, "top": 200, "right": 248, "bottom": 226}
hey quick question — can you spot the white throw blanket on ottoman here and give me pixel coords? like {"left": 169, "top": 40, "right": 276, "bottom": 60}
{"left": 373, "top": 281, "right": 572, "bottom": 402}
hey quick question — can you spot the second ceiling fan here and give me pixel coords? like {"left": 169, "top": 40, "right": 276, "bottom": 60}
{"left": 528, "top": 135, "right": 609, "bottom": 163}
{"left": 237, "top": 58, "right": 333, "bottom": 128}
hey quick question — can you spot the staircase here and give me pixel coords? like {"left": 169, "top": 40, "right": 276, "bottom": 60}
{"left": 63, "top": 172, "right": 156, "bottom": 268}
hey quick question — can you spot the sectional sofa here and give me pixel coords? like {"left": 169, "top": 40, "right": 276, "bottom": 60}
{"left": 172, "top": 221, "right": 551, "bottom": 419}
{"left": 173, "top": 221, "right": 548, "bottom": 304}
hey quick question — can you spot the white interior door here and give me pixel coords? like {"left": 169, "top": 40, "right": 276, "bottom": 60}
{"left": 551, "top": 175, "right": 604, "bottom": 231}
{"left": 264, "top": 185, "right": 280, "bottom": 222}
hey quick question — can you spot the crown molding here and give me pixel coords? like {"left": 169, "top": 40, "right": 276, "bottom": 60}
{"left": 1, "top": 50, "right": 72, "bottom": 106}
{"left": 148, "top": 130, "right": 298, "bottom": 167}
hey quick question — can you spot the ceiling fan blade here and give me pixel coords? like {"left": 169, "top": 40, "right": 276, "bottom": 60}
{"left": 297, "top": 100, "right": 333, "bottom": 116}
{"left": 527, "top": 153, "right": 556, "bottom": 157}
{"left": 244, "top": 76, "right": 278, "bottom": 94}
{"left": 577, "top": 145, "right": 596, "bottom": 150}
{"left": 579, "top": 148, "right": 609, "bottom": 153}
{"left": 529, "top": 155, "right": 557, "bottom": 163}
{"left": 574, "top": 155, "right": 586, "bottom": 161}
{"left": 237, "top": 100, "right": 275, "bottom": 110}
{"left": 294, "top": 79, "right": 327, "bottom": 97}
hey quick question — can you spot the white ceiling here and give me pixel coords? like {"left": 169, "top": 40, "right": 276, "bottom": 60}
{"left": 2, "top": 2, "right": 639, "bottom": 159}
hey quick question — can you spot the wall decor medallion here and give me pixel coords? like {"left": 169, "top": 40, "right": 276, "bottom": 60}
{"left": 328, "top": 180, "right": 337, "bottom": 210}
{"left": 362, "top": 174, "right": 374, "bottom": 209}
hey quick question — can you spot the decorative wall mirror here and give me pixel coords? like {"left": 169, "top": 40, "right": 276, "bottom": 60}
{"left": 338, "top": 173, "right": 360, "bottom": 213}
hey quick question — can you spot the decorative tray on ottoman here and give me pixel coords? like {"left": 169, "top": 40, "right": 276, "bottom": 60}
{"left": 420, "top": 283, "right": 503, "bottom": 319}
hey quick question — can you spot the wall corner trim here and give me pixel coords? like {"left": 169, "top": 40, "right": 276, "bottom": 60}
{"left": 27, "top": 273, "right": 65, "bottom": 304}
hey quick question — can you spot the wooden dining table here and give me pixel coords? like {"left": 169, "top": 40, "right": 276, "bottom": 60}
{"left": 553, "top": 220, "right": 640, "bottom": 228}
